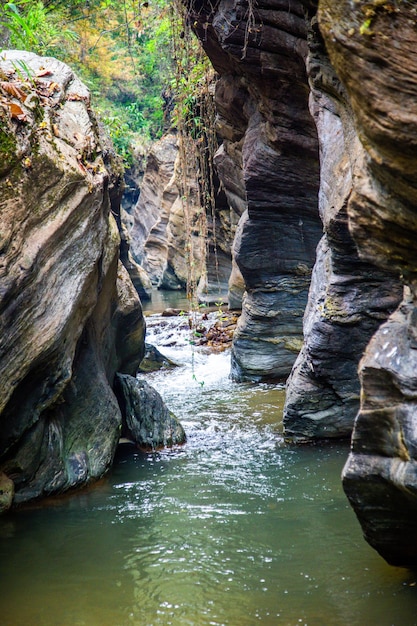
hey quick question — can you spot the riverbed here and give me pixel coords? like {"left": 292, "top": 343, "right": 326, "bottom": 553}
{"left": 1, "top": 301, "right": 417, "bottom": 625}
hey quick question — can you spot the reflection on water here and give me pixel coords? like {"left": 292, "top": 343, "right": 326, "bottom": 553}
{"left": 1, "top": 310, "right": 417, "bottom": 625}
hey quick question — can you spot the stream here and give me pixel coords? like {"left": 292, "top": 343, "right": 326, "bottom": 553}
{"left": 1, "top": 294, "right": 417, "bottom": 625}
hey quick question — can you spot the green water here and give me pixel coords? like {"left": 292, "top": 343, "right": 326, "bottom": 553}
{"left": 1, "top": 313, "right": 417, "bottom": 626}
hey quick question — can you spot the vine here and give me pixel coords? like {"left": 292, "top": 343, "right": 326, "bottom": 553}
{"left": 170, "top": 0, "right": 220, "bottom": 313}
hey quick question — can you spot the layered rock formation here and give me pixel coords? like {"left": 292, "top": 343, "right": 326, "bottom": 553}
{"left": 130, "top": 133, "right": 182, "bottom": 287}
{"left": 189, "top": 0, "right": 417, "bottom": 565}
{"left": 283, "top": 16, "right": 402, "bottom": 440}
{"left": 129, "top": 131, "right": 236, "bottom": 304}
{"left": 316, "top": 1, "right": 417, "bottom": 566}
{"left": 189, "top": 0, "right": 323, "bottom": 381}
{"left": 0, "top": 51, "right": 145, "bottom": 508}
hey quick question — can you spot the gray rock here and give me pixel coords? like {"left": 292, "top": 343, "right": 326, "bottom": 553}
{"left": 319, "top": 0, "right": 417, "bottom": 565}
{"left": 115, "top": 374, "right": 186, "bottom": 450}
{"left": 139, "top": 343, "right": 179, "bottom": 373}
{"left": 190, "top": 0, "right": 323, "bottom": 381}
{"left": 283, "top": 19, "right": 402, "bottom": 440}
{"left": 0, "top": 51, "right": 145, "bottom": 507}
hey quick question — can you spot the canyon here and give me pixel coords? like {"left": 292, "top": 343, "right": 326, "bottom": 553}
{"left": 1, "top": 0, "right": 417, "bottom": 568}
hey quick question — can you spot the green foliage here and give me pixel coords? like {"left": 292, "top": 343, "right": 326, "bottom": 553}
{"left": 0, "top": 0, "right": 215, "bottom": 169}
{"left": 1, "top": 0, "right": 77, "bottom": 55}
{"left": 0, "top": 0, "right": 176, "bottom": 165}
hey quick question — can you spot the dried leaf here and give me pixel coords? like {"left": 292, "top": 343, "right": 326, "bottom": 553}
{"left": 36, "top": 68, "right": 52, "bottom": 77}
{"left": 47, "top": 81, "right": 60, "bottom": 95}
{"left": 67, "top": 93, "right": 87, "bottom": 102}
{"left": 8, "top": 102, "right": 27, "bottom": 121}
{"left": 0, "top": 81, "right": 27, "bottom": 102}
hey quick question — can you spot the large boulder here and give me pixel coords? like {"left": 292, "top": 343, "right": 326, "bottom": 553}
{"left": 0, "top": 51, "right": 145, "bottom": 507}
{"left": 317, "top": 1, "right": 417, "bottom": 565}
{"left": 115, "top": 374, "right": 186, "bottom": 450}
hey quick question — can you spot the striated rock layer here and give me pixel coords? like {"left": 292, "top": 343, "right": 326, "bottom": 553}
{"left": 0, "top": 51, "right": 145, "bottom": 508}
{"left": 130, "top": 131, "right": 237, "bottom": 304}
{"left": 189, "top": 0, "right": 323, "bottom": 381}
{"left": 283, "top": 16, "right": 402, "bottom": 440}
{"left": 317, "top": 1, "right": 417, "bottom": 566}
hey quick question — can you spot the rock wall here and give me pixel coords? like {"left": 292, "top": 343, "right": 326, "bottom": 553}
{"left": 316, "top": 1, "right": 417, "bottom": 566}
{"left": 129, "top": 131, "right": 237, "bottom": 304}
{"left": 0, "top": 51, "right": 145, "bottom": 508}
{"left": 190, "top": 0, "right": 323, "bottom": 381}
{"left": 190, "top": 0, "right": 417, "bottom": 565}
{"left": 282, "top": 16, "right": 402, "bottom": 440}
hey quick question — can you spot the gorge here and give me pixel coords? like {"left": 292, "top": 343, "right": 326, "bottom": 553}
{"left": 1, "top": 1, "right": 417, "bottom": 617}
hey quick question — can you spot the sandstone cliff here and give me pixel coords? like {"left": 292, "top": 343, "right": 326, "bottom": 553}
{"left": 189, "top": 0, "right": 399, "bottom": 404}
{"left": 0, "top": 51, "right": 145, "bottom": 508}
{"left": 129, "top": 131, "right": 237, "bottom": 304}
{"left": 283, "top": 15, "right": 402, "bottom": 440}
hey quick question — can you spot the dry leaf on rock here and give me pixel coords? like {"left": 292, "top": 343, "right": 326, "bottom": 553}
{"left": 0, "top": 100, "right": 27, "bottom": 121}
{"left": 36, "top": 68, "right": 53, "bottom": 77}
{"left": 67, "top": 93, "right": 88, "bottom": 102}
{"left": 0, "top": 82, "right": 27, "bottom": 102}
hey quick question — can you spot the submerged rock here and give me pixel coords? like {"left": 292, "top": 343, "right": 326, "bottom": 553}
{"left": 114, "top": 374, "right": 186, "bottom": 450}
{"left": 139, "top": 343, "right": 179, "bottom": 373}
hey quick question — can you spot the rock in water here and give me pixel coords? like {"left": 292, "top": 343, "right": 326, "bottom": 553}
{"left": 189, "top": 0, "right": 323, "bottom": 381}
{"left": 318, "top": 1, "right": 417, "bottom": 565}
{"left": 115, "top": 374, "right": 186, "bottom": 451}
{"left": 0, "top": 51, "right": 145, "bottom": 507}
{"left": 139, "top": 343, "right": 179, "bottom": 373}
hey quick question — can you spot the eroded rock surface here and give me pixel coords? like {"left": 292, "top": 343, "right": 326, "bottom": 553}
{"left": 0, "top": 51, "right": 145, "bottom": 507}
{"left": 130, "top": 133, "right": 181, "bottom": 286}
{"left": 190, "top": 0, "right": 323, "bottom": 381}
{"left": 130, "top": 131, "right": 235, "bottom": 303}
{"left": 283, "top": 16, "right": 402, "bottom": 440}
{"left": 317, "top": 1, "right": 417, "bottom": 565}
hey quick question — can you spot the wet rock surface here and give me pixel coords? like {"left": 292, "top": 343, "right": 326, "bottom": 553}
{"left": 115, "top": 374, "right": 186, "bottom": 451}
{"left": 139, "top": 343, "right": 180, "bottom": 373}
